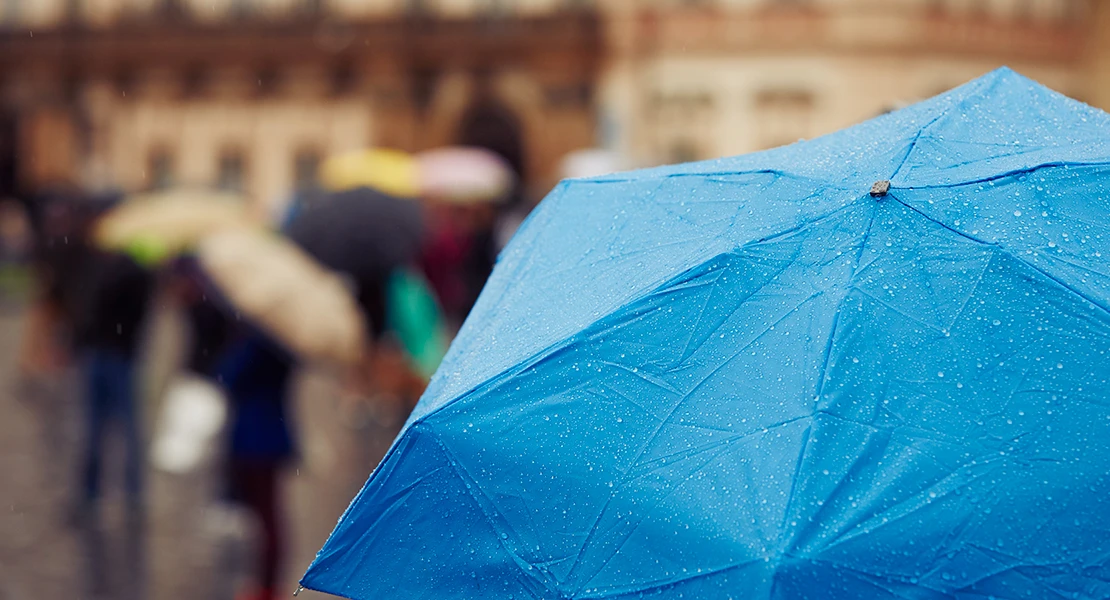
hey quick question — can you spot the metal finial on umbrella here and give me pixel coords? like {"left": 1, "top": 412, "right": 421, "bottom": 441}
{"left": 870, "top": 180, "right": 891, "bottom": 197}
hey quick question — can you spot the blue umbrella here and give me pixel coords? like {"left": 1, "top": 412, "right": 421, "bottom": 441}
{"left": 302, "top": 68, "right": 1110, "bottom": 599}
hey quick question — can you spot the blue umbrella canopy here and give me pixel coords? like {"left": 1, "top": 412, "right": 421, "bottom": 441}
{"left": 302, "top": 68, "right": 1110, "bottom": 599}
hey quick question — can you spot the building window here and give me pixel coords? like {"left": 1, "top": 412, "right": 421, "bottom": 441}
{"left": 217, "top": 148, "right": 247, "bottom": 193}
{"left": 668, "top": 140, "right": 701, "bottom": 164}
{"left": 754, "top": 88, "right": 815, "bottom": 150}
{"left": 148, "top": 148, "right": 174, "bottom": 191}
{"left": 650, "top": 90, "right": 716, "bottom": 164}
{"left": 293, "top": 149, "right": 321, "bottom": 191}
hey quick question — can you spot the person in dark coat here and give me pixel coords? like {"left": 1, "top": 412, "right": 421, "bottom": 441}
{"left": 215, "top": 330, "right": 297, "bottom": 600}
{"left": 18, "top": 188, "right": 92, "bottom": 375}
{"left": 170, "top": 255, "right": 233, "bottom": 378}
{"left": 73, "top": 246, "right": 154, "bottom": 516}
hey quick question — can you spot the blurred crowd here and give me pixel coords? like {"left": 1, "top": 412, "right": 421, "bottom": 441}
{"left": 5, "top": 145, "right": 620, "bottom": 600}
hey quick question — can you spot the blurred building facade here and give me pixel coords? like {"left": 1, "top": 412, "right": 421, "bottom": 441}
{"left": 0, "top": 0, "right": 1103, "bottom": 211}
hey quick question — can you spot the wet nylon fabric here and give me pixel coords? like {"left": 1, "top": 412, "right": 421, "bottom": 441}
{"left": 302, "top": 68, "right": 1110, "bottom": 599}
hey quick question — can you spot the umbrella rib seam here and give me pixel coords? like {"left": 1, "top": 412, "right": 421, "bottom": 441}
{"left": 896, "top": 159, "right": 1110, "bottom": 190}
{"left": 423, "top": 427, "right": 566, "bottom": 598}
{"left": 409, "top": 198, "right": 865, "bottom": 431}
{"left": 890, "top": 72, "right": 996, "bottom": 183}
{"left": 889, "top": 112, "right": 949, "bottom": 183}
{"left": 890, "top": 194, "right": 1110, "bottom": 318}
{"left": 572, "top": 169, "right": 857, "bottom": 192}
{"left": 773, "top": 195, "right": 879, "bottom": 567}
{"left": 574, "top": 557, "right": 767, "bottom": 599}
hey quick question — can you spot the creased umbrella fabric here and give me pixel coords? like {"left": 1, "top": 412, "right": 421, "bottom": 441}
{"left": 302, "top": 68, "right": 1110, "bottom": 599}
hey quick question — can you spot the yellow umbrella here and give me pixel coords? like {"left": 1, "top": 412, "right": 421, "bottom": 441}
{"left": 94, "top": 188, "right": 254, "bottom": 265}
{"left": 319, "top": 149, "right": 420, "bottom": 197}
{"left": 196, "top": 229, "right": 366, "bottom": 365}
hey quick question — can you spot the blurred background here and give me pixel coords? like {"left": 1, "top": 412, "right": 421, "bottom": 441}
{"left": 2, "top": 0, "right": 1110, "bottom": 207}
{"left": 1, "top": 1, "right": 1109, "bottom": 599}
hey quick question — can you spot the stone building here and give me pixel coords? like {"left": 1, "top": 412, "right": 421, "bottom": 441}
{"left": 0, "top": 0, "right": 1102, "bottom": 213}
{"left": 601, "top": 0, "right": 1097, "bottom": 164}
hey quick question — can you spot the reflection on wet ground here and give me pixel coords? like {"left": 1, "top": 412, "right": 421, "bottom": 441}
{"left": 0, "top": 306, "right": 403, "bottom": 600}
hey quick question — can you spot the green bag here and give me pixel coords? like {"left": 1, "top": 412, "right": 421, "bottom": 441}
{"left": 386, "top": 268, "right": 448, "bottom": 379}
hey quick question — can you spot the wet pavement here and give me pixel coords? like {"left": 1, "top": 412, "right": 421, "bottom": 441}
{"left": 0, "top": 303, "right": 405, "bottom": 600}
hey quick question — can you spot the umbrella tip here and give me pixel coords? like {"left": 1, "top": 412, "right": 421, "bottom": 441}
{"left": 870, "top": 180, "right": 891, "bottom": 198}
{"left": 293, "top": 585, "right": 304, "bottom": 597}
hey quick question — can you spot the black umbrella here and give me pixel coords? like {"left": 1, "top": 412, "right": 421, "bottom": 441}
{"left": 285, "top": 186, "right": 424, "bottom": 337}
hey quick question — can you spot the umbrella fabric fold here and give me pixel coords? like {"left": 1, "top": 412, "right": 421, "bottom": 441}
{"left": 196, "top": 229, "right": 365, "bottom": 365}
{"left": 303, "top": 68, "right": 1110, "bottom": 599}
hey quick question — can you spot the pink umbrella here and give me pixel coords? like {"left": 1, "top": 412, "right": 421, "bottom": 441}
{"left": 416, "top": 147, "right": 514, "bottom": 204}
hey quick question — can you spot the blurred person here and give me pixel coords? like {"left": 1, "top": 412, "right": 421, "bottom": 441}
{"left": 9, "top": 188, "right": 84, "bottom": 504}
{"left": 75, "top": 237, "right": 154, "bottom": 600}
{"left": 148, "top": 256, "right": 233, "bottom": 476}
{"left": 338, "top": 277, "right": 430, "bottom": 428}
{"left": 16, "top": 186, "right": 88, "bottom": 377}
{"left": 418, "top": 199, "right": 504, "bottom": 331}
{"left": 419, "top": 185, "right": 526, "bottom": 331}
{"left": 418, "top": 201, "right": 471, "bottom": 330}
{"left": 461, "top": 202, "right": 499, "bottom": 318}
{"left": 0, "top": 198, "right": 31, "bottom": 262}
{"left": 15, "top": 188, "right": 144, "bottom": 502}
{"left": 72, "top": 230, "right": 155, "bottom": 521}
{"left": 171, "top": 255, "right": 233, "bottom": 379}
{"left": 0, "top": 198, "right": 33, "bottom": 306}
{"left": 215, "top": 328, "right": 299, "bottom": 600}
{"left": 282, "top": 185, "right": 430, "bottom": 419}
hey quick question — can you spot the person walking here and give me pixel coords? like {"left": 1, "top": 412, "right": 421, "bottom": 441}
{"left": 215, "top": 329, "right": 298, "bottom": 600}
{"left": 73, "top": 244, "right": 155, "bottom": 520}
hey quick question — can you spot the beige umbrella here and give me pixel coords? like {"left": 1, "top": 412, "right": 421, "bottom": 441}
{"left": 94, "top": 188, "right": 255, "bottom": 265}
{"left": 196, "top": 229, "right": 366, "bottom": 365}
